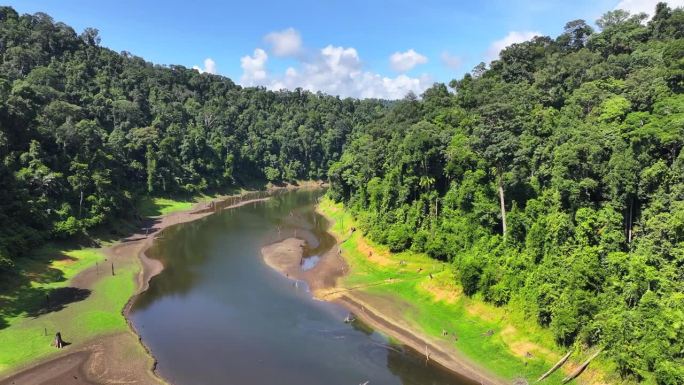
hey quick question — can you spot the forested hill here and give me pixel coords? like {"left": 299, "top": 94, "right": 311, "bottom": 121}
{"left": 0, "top": 6, "right": 384, "bottom": 267}
{"left": 328, "top": 4, "right": 684, "bottom": 385}
{"left": 1, "top": 3, "right": 683, "bottom": 384}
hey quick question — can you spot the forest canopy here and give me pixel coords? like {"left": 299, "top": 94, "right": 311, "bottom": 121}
{"left": 328, "top": 4, "right": 683, "bottom": 384}
{"left": 1, "top": 4, "right": 683, "bottom": 384}
{"left": 0, "top": 5, "right": 384, "bottom": 268}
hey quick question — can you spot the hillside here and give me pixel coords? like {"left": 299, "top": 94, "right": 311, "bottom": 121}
{"left": 0, "top": 6, "right": 382, "bottom": 268}
{"left": 1, "top": 4, "right": 683, "bottom": 384}
{"left": 328, "top": 5, "right": 683, "bottom": 385}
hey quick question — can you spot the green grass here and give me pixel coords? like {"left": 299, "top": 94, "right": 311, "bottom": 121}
{"left": 137, "top": 196, "right": 196, "bottom": 216}
{"left": 0, "top": 187, "right": 253, "bottom": 374}
{"left": 318, "top": 197, "right": 575, "bottom": 385}
{"left": 0, "top": 246, "right": 137, "bottom": 374}
{"left": 136, "top": 189, "right": 243, "bottom": 217}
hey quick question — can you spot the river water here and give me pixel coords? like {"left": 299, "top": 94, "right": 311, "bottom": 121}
{"left": 130, "top": 189, "right": 475, "bottom": 385}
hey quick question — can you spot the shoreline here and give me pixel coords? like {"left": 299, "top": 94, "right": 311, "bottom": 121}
{"left": 121, "top": 195, "right": 274, "bottom": 384}
{"left": 261, "top": 230, "right": 508, "bottom": 385}
{"left": 1, "top": 182, "right": 318, "bottom": 385}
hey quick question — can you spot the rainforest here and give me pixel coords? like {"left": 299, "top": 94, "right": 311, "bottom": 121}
{"left": 0, "top": 3, "right": 682, "bottom": 385}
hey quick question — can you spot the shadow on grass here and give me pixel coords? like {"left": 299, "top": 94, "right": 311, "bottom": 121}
{"left": 31, "top": 287, "right": 91, "bottom": 317}
{"left": 0, "top": 248, "right": 91, "bottom": 330}
{"left": 0, "top": 183, "right": 276, "bottom": 330}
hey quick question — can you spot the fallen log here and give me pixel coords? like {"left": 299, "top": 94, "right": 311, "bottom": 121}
{"left": 536, "top": 350, "right": 572, "bottom": 382}
{"left": 562, "top": 349, "right": 602, "bottom": 384}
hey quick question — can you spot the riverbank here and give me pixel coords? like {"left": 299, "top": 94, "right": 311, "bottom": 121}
{"left": 0, "top": 182, "right": 320, "bottom": 385}
{"left": 311, "top": 197, "right": 612, "bottom": 385}
{"left": 262, "top": 234, "right": 506, "bottom": 385}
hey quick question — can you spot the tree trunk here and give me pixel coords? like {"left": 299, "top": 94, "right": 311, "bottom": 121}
{"left": 562, "top": 349, "right": 602, "bottom": 384}
{"left": 78, "top": 190, "right": 83, "bottom": 218}
{"left": 628, "top": 198, "right": 633, "bottom": 243}
{"left": 435, "top": 196, "right": 439, "bottom": 217}
{"left": 497, "top": 171, "right": 507, "bottom": 238}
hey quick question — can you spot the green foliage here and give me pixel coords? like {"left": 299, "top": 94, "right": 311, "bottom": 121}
{"left": 328, "top": 4, "right": 684, "bottom": 383}
{"left": 0, "top": 3, "right": 683, "bottom": 383}
{"left": 136, "top": 197, "right": 195, "bottom": 217}
{"left": 459, "top": 257, "right": 482, "bottom": 296}
{"left": 0, "top": 6, "right": 380, "bottom": 266}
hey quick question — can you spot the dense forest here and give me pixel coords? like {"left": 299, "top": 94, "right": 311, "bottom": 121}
{"left": 329, "top": 4, "right": 683, "bottom": 385}
{"left": 0, "top": 6, "right": 383, "bottom": 268}
{"left": 1, "top": 3, "right": 683, "bottom": 385}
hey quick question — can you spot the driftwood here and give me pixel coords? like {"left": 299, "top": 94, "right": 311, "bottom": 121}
{"left": 562, "top": 349, "right": 602, "bottom": 384}
{"left": 536, "top": 350, "right": 572, "bottom": 382}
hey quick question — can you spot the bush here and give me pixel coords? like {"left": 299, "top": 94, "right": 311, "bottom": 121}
{"left": 459, "top": 258, "right": 482, "bottom": 296}
{"left": 386, "top": 223, "right": 411, "bottom": 251}
{"left": 53, "top": 216, "right": 81, "bottom": 238}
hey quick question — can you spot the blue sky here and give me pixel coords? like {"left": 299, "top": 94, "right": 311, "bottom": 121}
{"left": 9, "top": 0, "right": 683, "bottom": 98}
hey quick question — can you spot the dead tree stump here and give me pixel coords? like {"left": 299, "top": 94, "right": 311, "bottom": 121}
{"left": 53, "top": 332, "right": 64, "bottom": 349}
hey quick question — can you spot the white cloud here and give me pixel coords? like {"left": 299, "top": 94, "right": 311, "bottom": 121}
{"left": 192, "top": 57, "right": 217, "bottom": 74}
{"left": 240, "top": 43, "right": 431, "bottom": 99}
{"left": 264, "top": 28, "right": 302, "bottom": 57}
{"left": 240, "top": 48, "right": 268, "bottom": 86}
{"left": 486, "top": 31, "right": 541, "bottom": 60}
{"left": 615, "top": 0, "right": 684, "bottom": 17}
{"left": 440, "top": 51, "right": 463, "bottom": 70}
{"left": 389, "top": 49, "right": 428, "bottom": 72}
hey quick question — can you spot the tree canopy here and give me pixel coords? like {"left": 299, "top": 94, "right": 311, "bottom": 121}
{"left": 0, "top": 6, "right": 383, "bottom": 268}
{"left": 1, "top": 4, "right": 683, "bottom": 384}
{"left": 328, "top": 4, "right": 683, "bottom": 384}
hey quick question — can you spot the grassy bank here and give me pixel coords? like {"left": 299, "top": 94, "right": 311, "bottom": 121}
{"left": 136, "top": 194, "right": 223, "bottom": 217}
{"left": 0, "top": 194, "right": 201, "bottom": 375}
{"left": 318, "top": 197, "right": 612, "bottom": 385}
{"left": 0, "top": 187, "right": 271, "bottom": 377}
{"left": 0, "top": 246, "right": 137, "bottom": 373}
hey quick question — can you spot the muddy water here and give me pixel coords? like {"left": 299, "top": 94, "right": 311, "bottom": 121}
{"left": 130, "top": 190, "right": 476, "bottom": 385}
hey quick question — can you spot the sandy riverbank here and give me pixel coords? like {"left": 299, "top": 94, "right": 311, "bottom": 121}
{"left": 1, "top": 183, "right": 318, "bottom": 385}
{"left": 262, "top": 237, "right": 347, "bottom": 294}
{"left": 261, "top": 234, "right": 507, "bottom": 385}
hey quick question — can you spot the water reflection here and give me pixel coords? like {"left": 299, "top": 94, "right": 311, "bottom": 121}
{"left": 130, "top": 190, "right": 475, "bottom": 385}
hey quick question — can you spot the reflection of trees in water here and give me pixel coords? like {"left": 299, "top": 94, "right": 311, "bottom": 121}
{"left": 349, "top": 316, "right": 473, "bottom": 385}
{"left": 132, "top": 219, "right": 215, "bottom": 311}
{"left": 132, "top": 190, "right": 327, "bottom": 312}
{"left": 386, "top": 344, "right": 475, "bottom": 385}
{"left": 264, "top": 189, "right": 334, "bottom": 256}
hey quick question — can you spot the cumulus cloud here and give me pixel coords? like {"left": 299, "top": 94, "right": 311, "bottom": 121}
{"left": 192, "top": 57, "right": 217, "bottom": 74}
{"left": 264, "top": 28, "right": 302, "bottom": 57}
{"left": 240, "top": 48, "right": 268, "bottom": 86}
{"left": 440, "top": 51, "right": 463, "bottom": 70}
{"left": 389, "top": 49, "right": 428, "bottom": 72}
{"left": 486, "top": 31, "right": 541, "bottom": 60}
{"left": 615, "top": 0, "right": 684, "bottom": 17}
{"left": 240, "top": 41, "right": 431, "bottom": 99}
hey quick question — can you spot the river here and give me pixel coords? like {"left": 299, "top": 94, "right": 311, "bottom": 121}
{"left": 130, "top": 189, "right": 476, "bottom": 385}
